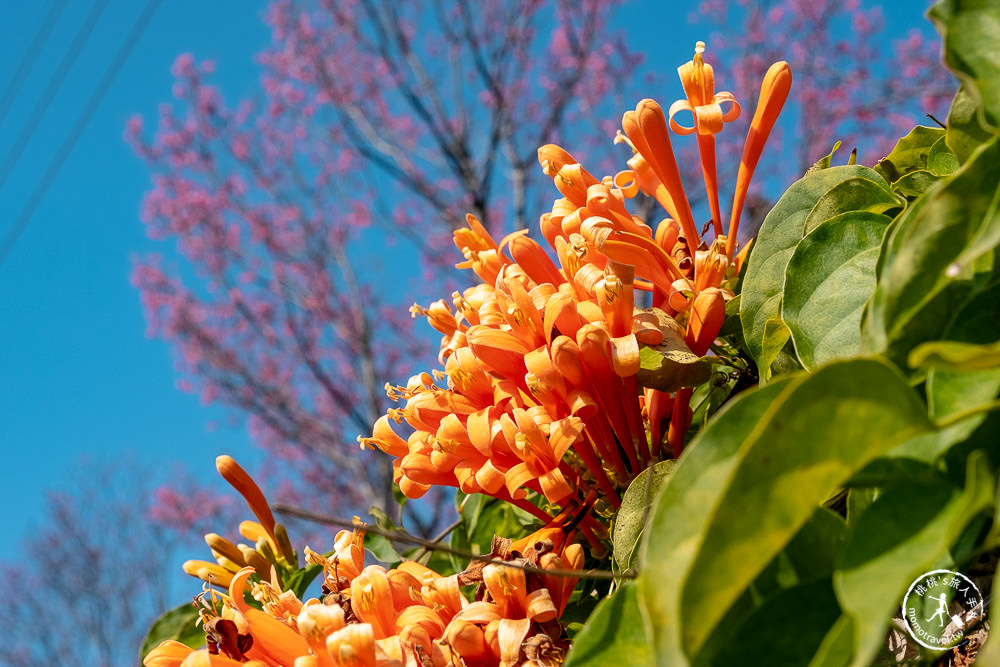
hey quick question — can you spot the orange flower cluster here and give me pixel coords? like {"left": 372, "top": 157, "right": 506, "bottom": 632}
{"left": 362, "top": 45, "right": 791, "bottom": 519}
{"left": 146, "top": 458, "right": 584, "bottom": 667}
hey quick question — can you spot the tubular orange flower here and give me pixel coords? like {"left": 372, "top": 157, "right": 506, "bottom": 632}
{"left": 669, "top": 41, "right": 741, "bottom": 237}
{"left": 367, "top": 42, "right": 791, "bottom": 557}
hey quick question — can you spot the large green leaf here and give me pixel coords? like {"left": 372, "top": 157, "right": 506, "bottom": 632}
{"left": 834, "top": 453, "right": 995, "bottom": 667}
{"left": 638, "top": 360, "right": 932, "bottom": 665}
{"left": 782, "top": 212, "right": 891, "bottom": 368}
{"left": 741, "top": 166, "right": 889, "bottom": 371}
{"left": 677, "top": 360, "right": 932, "bottom": 658}
{"left": 930, "top": 0, "right": 1000, "bottom": 133}
{"left": 140, "top": 602, "right": 203, "bottom": 661}
{"left": 612, "top": 460, "right": 677, "bottom": 573}
{"left": 637, "top": 377, "right": 795, "bottom": 666}
{"left": 861, "top": 138, "right": 1000, "bottom": 368}
{"left": 564, "top": 582, "right": 653, "bottom": 667}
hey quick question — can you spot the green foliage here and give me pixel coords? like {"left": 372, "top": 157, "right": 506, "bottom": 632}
{"left": 782, "top": 211, "right": 891, "bottom": 367}
{"left": 140, "top": 603, "right": 203, "bottom": 660}
{"left": 612, "top": 460, "right": 676, "bottom": 572}
{"left": 740, "top": 165, "right": 889, "bottom": 379}
{"left": 563, "top": 583, "right": 653, "bottom": 666}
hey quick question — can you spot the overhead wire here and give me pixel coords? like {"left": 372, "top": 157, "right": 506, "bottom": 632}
{"left": 0, "top": 0, "right": 111, "bottom": 194}
{"left": 0, "top": 0, "right": 164, "bottom": 269}
{"left": 0, "top": 0, "right": 71, "bottom": 130}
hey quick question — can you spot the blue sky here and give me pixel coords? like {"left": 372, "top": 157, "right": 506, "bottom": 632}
{"left": 0, "top": 0, "right": 941, "bottom": 568}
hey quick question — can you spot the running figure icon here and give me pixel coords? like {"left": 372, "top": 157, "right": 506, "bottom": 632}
{"left": 926, "top": 593, "right": 949, "bottom": 628}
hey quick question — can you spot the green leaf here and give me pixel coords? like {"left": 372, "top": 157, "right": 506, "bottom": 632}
{"left": 140, "top": 602, "right": 203, "bottom": 661}
{"left": 705, "top": 579, "right": 841, "bottom": 667}
{"left": 928, "top": 136, "right": 959, "bottom": 176}
{"left": 677, "top": 360, "right": 932, "bottom": 658}
{"left": 807, "top": 615, "right": 854, "bottom": 667}
{"left": 802, "top": 178, "right": 902, "bottom": 232}
{"left": 282, "top": 563, "right": 324, "bottom": 599}
{"left": 563, "top": 582, "right": 653, "bottom": 667}
{"left": 945, "top": 85, "right": 994, "bottom": 164}
{"left": 782, "top": 212, "right": 891, "bottom": 368}
{"left": 741, "top": 166, "right": 889, "bottom": 371}
{"left": 834, "top": 452, "right": 994, "bottom": 666}
{"left": 873, "top": 126, "right": 946, "bottom": 183}
{"left": 929, "top": 0, "right": 1000, "bottom": 133}
{"left": 451, "top": 493, "right": 535, "bottom": 561}
{"left": 612, "top": 460, "right": 677, "bottom": 572}
{"left": 926, "top": 282, "right": 1000, "bottom": 414}
{"left": 758, "top": 319, "right": 795, "bottom": 383}
{"left": 639, "top": 360, "right": 932, "bottom": 664}
{"left": 637, "top": 342, "right": 711, "bottom": 393}
{"left": 637, "top": 376, "right": 795, "bottom": 667}
{"left": 891, "top": 170, "right": 941, "bottom": 199}
{"left": 806, "top": 141, "right": 843, "bottom": 174}
{"left": 912, "top": 339, "right": 1000, "bottom": 372}
{"left": 861, "top": 138, "right": 1000, "bottom": 368}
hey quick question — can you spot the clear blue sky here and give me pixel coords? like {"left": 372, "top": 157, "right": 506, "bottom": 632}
{"left": 0, "top": 0, "right": 940, "bottom": 565}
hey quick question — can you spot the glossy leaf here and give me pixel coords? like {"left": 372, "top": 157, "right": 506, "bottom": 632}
{"left": 912, "top": 339, "right": 1000, "bottom": 373}
{"left": 638, "top": 377, "right": 795, "bottom": 666}
{"left": 806, "top": 141, "right": 843, "bottom": 173}
{"left": 802, "top": 178, "right": 901, "bottom": 233}
{"left": 563, "top": 582, "right": 653, "bottom": 667}
{"left": 782, "top": 212, "right": 891, "bottom": 368}
{"left": 741, "top": 166, "right": 888, "bottom": 370}
{"left": 930, "top": 0, "right": 1000, "bottom": 132}
{"left": 676, "top": 360, "right": 931, "bottom": 658}
{"left": 638, "top": 360, "right": 932, "bottom": 664}
{"left": 637, "top": 331, "right": 711, "bottom": 393}
{"left": 140, "top": 602, "right": 203, "bottom": 661}
{"left": 612, "top": 460, "right": 677, "bottom": 572}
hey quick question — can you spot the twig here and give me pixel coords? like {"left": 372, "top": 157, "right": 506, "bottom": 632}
{"left": 410, "top": 516, "right": 463, "bottom": 563}
{"left": 273, "top": 503, "right": 633, "bottom": 580}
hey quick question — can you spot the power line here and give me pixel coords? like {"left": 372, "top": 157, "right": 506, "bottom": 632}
{"left": 0, "top": 0, "right": 71, "bottom": 131}
{"left": 0, "top": 0, "right": 164, "bottom": 269}
{"left": 0, "top": 0, "right": 111, "bottom": 194}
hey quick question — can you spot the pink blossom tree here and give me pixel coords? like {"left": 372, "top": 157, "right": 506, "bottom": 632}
{"left": 127, "top": 0, "right": 640, "bottom": 528}
{"left": 127, "top": 0, "right": 954, "bottom": 528}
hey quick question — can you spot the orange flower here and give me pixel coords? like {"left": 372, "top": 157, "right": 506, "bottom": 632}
{"left": 372, "top": 42, "right": 791, "bottom": 506}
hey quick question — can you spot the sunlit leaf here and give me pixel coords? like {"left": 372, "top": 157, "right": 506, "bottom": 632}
{"left": 741, "top": 166, "right": 888, "bottom": 372}
{"left": 782, "top": 212, "right": 891, "bottom": 368}
{"left": 639, "top": 360, "right": 932, "bottom": 664}
{"left": 873, "top": 126, "right": 946, "bottom": 183}
{"left": 563, "top": 583, "right": 653, "bottom": 667}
